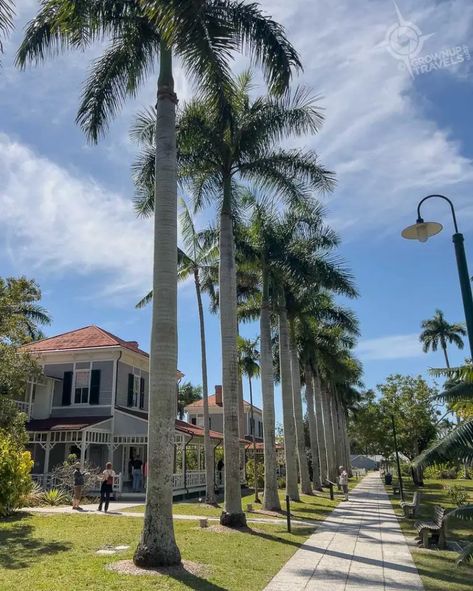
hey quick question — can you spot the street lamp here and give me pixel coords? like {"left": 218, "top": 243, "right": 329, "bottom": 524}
{"left": 401, "top": 194, "right": 473, "bottom": 357}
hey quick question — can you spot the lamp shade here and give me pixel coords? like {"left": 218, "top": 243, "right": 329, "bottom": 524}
{"left": 401, "top": 221, "right": 443, "bottom": 242}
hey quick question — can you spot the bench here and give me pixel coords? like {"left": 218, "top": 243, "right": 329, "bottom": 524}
{"left": 391, "top": 483, "right": 400, "bottom": 495}
{"left": 400, "top": 491, "right": 421, "bottom": 518}
{"left": 414, "top": 505, "right": 447, "bottom": 549}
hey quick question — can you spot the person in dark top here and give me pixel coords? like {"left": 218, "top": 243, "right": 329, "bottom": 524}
{"left": 132, "top": 454, "right": 143, "bottom": 492}
{"left": 217, "top": 458, "right": 224, "bottom": 486}
{"left": 97, "top": 462, "right": 115, "bottom": 512}
{"left": 72, "top": 463, "right": 85, "bottom": 510}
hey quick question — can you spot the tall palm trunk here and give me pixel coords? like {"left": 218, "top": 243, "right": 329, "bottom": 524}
{"left": 289, "top": 331, "right": 312, "bottom": 495}
{"left": 219, "top": 173, "right": 245, "bottom": 527}
{"left": 134, "top": 44, "right": 181, "bottom": 567}
{"left": 194, "top": 270, "right": 216, "bottom": 505}
{"left": 278, "top": 296, "right": 300, "bottom": 501}
{"left": 260, "top": 264, "right": 281, "bottom": 511}
{"left": 248, "top": 376, "right": 259, "bottom": 502}
{"left": 332, "top": 387, "right": 344, "bottom": 469}
{"left": 313, "top": 367, "right": 328, "bottom": 482}
{"left": 441, "top": 339, "right": 450, "bottom": 368}
{"left": 321, "top": 385, "right": 337, "bottom": 482}
{"left": 304, "top": 364, "right": 322, "bottom": 489}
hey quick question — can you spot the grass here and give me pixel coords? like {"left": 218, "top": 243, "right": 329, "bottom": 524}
{"left": 386, "top": 477, "right": 473, "bottom": 591}
{"left": 127, "top": 482, "right": 358, "bottom": 523}
{"left": 0, "top": 512, "right": 313, "bottom": 591}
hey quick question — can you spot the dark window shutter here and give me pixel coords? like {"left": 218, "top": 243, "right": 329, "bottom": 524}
{"left": 127, "top": 374, "right": 134, "bottom": 407}
{"left": 62, "top": 371, "right": 73, "bottom": 406}
{"left": 139, "top": 377, "right": 145, "bottom": 409}
{"left": 90, "top": 369, "right": 101, "bottom": 405}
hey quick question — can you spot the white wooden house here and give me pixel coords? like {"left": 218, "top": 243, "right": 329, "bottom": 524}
{"left": 16, "top": 325, "right": 245, "bottom": 495}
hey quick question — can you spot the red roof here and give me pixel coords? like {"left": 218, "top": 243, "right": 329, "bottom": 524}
{"left": 185, "top": 394, "right": 262, "bottom": 413}
{"left": 22, "top": 325, "right": 149, "bottom": 357}
{"left": 26, "top": 416, "right": 111, "bottom": 432}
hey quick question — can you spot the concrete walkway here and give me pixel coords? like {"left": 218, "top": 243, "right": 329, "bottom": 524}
{"left": 264, "top": 472, "right": 424, "bottom": 591}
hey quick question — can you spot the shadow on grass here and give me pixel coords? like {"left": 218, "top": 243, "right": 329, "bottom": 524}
{"left": 0, "top": 517, "right": 71, "bottom": 570}
{"left": 168, "top": 568, "right": 229, "bottom": 591}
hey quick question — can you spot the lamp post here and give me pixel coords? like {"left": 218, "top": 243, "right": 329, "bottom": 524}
{"left": 391, "top": 414, "right": 404, "bottom": 501}
{"left": 401, "top": 194, "right": 473, "bottom": 357}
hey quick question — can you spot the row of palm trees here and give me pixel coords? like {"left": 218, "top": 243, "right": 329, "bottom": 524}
{"left": 17, "top": 0, "right": 361, "bottom": 567}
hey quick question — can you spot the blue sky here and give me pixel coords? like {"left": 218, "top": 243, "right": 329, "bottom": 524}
{"left": 1, "top": 1, "right": 473, "bottom": 422}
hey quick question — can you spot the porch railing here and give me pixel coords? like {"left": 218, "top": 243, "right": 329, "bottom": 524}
{"left": 14, "top": 400, "right": 31, "bottom": 417}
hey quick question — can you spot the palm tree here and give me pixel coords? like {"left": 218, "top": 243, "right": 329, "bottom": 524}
{"left": 0, "top": 0, "right": 13, "bottom": 56}
{"left": 134, "top": 75, "right": 333, "bottom": 524}
{"left": 18, "top": 0, "right": 301, "bottom": 553}
{"left": 176, "top": 382, "right": 202, "bottom": 421}
{"left": 237, "top": 336, "right": 261, "bottom": 502}
{"left": 420, "top": 309, "right": 466, "bottom": 368}
{"left": 136, "top": 197, "right": 219, "bottom": 505}
{"left": 414, "top": 364, "right": 473, "bottom": 564}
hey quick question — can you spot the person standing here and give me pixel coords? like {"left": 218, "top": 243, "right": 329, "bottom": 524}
{"left": 339, "top": 465, "right": 349, "bottom": 501}
{"left": 72, "top": 463, "right": 85, "bottom": 510}
{"left": 132, "top": 454, "right": 143, "bottom": 492}
{"left": 98, "top": 462, "right": 115, "bottom": 512}
{"left": 143, "top": 460, "right": 148, "bottom": 490}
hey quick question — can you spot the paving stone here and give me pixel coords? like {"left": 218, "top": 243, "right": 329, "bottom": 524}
{"left": 263, "top": 472, "right": 424, "bottom": 591}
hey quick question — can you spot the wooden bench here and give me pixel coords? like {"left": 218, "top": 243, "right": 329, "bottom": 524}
{"left": 414, "top": 505, "right": 447, "bottom": 549}
{"left": 400, "top": 491, "right": 421, "bottom": 518}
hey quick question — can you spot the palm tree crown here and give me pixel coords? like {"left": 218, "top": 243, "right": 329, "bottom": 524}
{"left": 420, "top": 309, "right": 466, "bottom": 368}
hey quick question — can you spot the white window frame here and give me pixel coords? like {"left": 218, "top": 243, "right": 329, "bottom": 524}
{"left": 72, "top": 362, "right": 92, "bottom": 406}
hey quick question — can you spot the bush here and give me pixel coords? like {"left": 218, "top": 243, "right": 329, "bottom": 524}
{"left": 277, "top": 477, "right": 286, "bottom": 490}
{"left": 246, "top": 458, "right": 264, "bottom": 489}
{"left": 20, "top": 480, "right": 43, "bottom": 508}
{"left": 444, "top": 484, "right": 470, "bottom": 507}
{"left": 0, "top": 433, "right": 33, "bottom": 517}
{"left": 424, "top": 464, "right": 460, "bottom": 480}
{"left": 41, "top": 488, "right": 71, "bottom": 506}
{"left": 52, "top": 454, "right": 100, "bottom": 494}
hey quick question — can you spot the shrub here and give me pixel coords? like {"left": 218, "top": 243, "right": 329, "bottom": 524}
{"left": 424, "top": 464, "right": 459, "bottom": 480}
{"left": 444, "top": 484, "right": 470, "bottom": 507}
{"left": 52, "top": 454, "right": 100, "bottom": 494}
{"left": 277, "top": 477, "right": 286, "bottom": 490}
{"left": 246, "top": 458, "right": 264, "bottom": 489}
{"left": 41, "top": 488, "right": 70, "bottom": 506}
{"left": 20, "top": 480, "right": 43, "bottom": 508}
{"left": 0, "top": 433, "right": 34, "bottom": 517}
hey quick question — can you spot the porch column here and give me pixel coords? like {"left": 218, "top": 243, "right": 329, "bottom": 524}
{"left": 43, "top": 432, "right": 51, "bottom": 487}
{"left": 80, "top": 431, "right": 87, "bottom": 469}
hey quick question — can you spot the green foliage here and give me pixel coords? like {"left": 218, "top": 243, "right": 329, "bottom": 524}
{"left": 456, "top": 541, "right": 473, "bottom": 566}
{"left": 277, "top": 477, "right": 286, "bottom": 489}
{"left": 445, "top": 484, "right": 470, "bottom": 507}
{"left": 177, "top": 382, "right": 202, "bottom": 420}
{"left": 420, "top": 309, "right": 466, "bottom": 365}
{"left": 21, "top": 480, "right": 43, "bottom": 508}
{"left": 40, "top": 488, "right": 71, "bottom": 506}
{"left": 424, "top": 463, "right": 460, "bottom": 480}
{"left": 0, "top": 432, "right": 33, "bottom": 517}
{"left": 246, "top": 458, "right": 264, "bottom": 489}
{"left": 350, "top": 376, "right": 438, "bottom": 461}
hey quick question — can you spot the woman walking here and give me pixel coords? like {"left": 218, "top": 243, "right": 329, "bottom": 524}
{"left": 98, "top": 462, "right": 115, "bottom": 513}
{"left": 72, "top": 463, "right": 85, "bottom": 510}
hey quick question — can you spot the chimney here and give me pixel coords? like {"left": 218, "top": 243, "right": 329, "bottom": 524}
{"left": 126, "top": 341, "right": 139, "bottom": 349}
{"left": 215, "top": 385, "right": 223, "bottom": 406}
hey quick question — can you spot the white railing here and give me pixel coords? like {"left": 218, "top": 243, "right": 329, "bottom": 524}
{"left": 15, "top": 400, "right": 31, "bottom": 416}
{"left": 172, "top": 473, "right": 185, "bottom": 490}
{"left": 186, "top": 471, "right": 206, "bottom": 488}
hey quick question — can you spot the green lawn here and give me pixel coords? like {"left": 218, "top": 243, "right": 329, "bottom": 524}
{"left": 0, "top": 512, "right": 313, "bottom": 591}
{"left": 387, "top": 477, "right": 473, "bottom": 591}
{"left": 128, "top": 483, "right": 357, "bottom": 523}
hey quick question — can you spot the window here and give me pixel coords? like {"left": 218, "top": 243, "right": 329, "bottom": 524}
{"left": 74, "top": 370, "right": 90, "bottom": 404}
{"left": 191, "top": 417, "right": 196, "bottom": 425}
{"left": 127, "top": 372, "right": 145, "bottom": 408}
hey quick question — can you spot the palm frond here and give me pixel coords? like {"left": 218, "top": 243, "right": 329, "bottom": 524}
{"left": 0, "top": 0, "right": 14, "bottom": 54}
{"left": 413, "top": 420, "right": 473, "bottom": 467}
{"left": 136, "top": 290, "right": 153, "bottom": 309}
{"left": 456, "top": 541, "right": 473, "bottom": 566}
{"left": 447, "top": 504, "right": 473, "bottom": 522}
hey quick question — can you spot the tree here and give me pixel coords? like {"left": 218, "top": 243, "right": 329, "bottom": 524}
{"left": 237, "top": 336, "right": 260, "bottom": 502}
{"left": 18, "top": 0, "right": 301, "bottom": 555}
{"left": 135, "top": 195, "right": 218, "bottom": 504}
{"left": 177, "top": 382, "right": 202, "bottom": 421}
{"left": 420, "top": 309, "right": 466, "bottom": 368}
{"left": 134, "top": 74, "right": 332, "bottom": 524}
{"left": 0, "top": 0, "right": 14, "bottom": 56}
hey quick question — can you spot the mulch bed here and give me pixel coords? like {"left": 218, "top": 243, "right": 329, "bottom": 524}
{"left": 107, "top": 559, "right": 209, "bottom": 577}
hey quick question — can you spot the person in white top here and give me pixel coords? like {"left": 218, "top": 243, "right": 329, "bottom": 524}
{"left": 339, "top": 466, "right": 349, "bottom": 501}
{"left": 97, "top": 462, "right": 116, "bottom": 512}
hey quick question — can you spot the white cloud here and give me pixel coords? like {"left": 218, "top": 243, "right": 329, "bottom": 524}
{"left": 0, "top": 133, "right": 153, "bottom": 297}
{"left": 357, "top": 333, "right": 423, "bottom": 360}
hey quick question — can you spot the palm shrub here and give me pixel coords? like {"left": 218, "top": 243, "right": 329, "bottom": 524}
{"left": 0, "top": 433, "right": 33, "bottom": 517}
{"left": 420, "top": 310, "right": 466, "bottom": 368}
{"left": 41, "top": 488, "right": 71, "bottom": 506}
{"left": 18, "top": 0, "right": 300, "bottom": 555}
{"left": 21, "top": 480, "right": 44, "bottom": 508}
